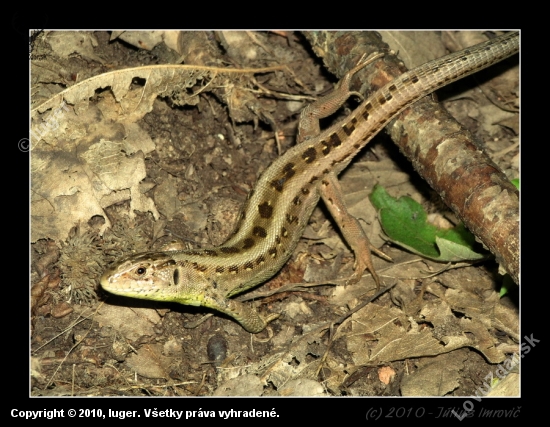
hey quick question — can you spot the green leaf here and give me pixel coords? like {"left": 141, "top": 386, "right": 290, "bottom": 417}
{"left": 369, "top": 185, "right": 486, "bottom": 262}
{"left": 511, "top": 178, "right": 519, "bottom": 190}
{"left": 499, "top": 274, "right": 515, "bottom": 297}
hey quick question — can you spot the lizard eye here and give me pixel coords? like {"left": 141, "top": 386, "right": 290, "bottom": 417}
{"left": 135, "top": 267, "right": 147, "bottom": 276}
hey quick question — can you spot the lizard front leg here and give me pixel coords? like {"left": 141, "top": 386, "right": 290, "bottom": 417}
{"left": 201, "top": 290, "right": 280, "bottom": 333}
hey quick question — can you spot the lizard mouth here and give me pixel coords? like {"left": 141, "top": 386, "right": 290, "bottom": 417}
{"left": 99, "top": 269, "right": 113, "bottom": 288}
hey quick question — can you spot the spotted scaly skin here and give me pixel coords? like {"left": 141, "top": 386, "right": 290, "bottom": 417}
{"left": 101, "top": 32, "right": 519, "bottom": 333}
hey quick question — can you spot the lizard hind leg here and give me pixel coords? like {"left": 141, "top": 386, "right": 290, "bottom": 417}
{"left": 297, "top": 51, "right": 385, "bottom": 143}
{"left": 319, "top": 172, "right": 391, "bottom": 291}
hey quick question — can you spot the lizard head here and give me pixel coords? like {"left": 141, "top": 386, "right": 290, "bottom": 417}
{"left": 100, "top": 251, "right": 189, "bottom": 303}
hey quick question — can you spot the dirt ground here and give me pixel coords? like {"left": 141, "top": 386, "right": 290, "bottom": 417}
{"left": 30, "top": 31, "right": 519, "bottom": 396}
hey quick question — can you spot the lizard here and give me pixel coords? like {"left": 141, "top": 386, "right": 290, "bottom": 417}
{"left": 101, "top": 31, "right": 519, "bottom": 333}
